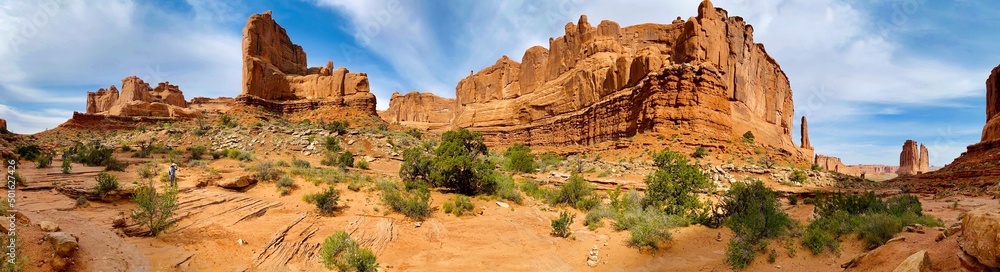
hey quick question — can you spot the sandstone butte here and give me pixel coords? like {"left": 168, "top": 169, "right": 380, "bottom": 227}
{"left": 382, "top": 0, "right": 812, "bottom": 160}
{"left": 83, "top": 76, "right": 200, "bottom": 118}
{"left": 814, "top": 155, "right": 899, "bottom": 177}
{"left": 378, "top": 91, "right": 456, "bottom": 129}
{"left": 897, "top": 140, "right": 931, "bottom": 176}
{"left": 237, "top": 11, "right": 377, "bottom": 115}
{"left": 888, "top": 63, "right": 1000, "bottom": 193}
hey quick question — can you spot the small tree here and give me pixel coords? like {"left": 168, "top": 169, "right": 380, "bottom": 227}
{"left": 645, "top": 149, "right": 713, "bottom": 217}
{"left": 503, "top": 143, "right": 537, "bottom": 173}
{"left": 94, "top": 172, "right": 119, "bottom": 199}
{"left": 61, "top": 159, "right": 72, "bottom": 174}
{"left": 742, "top": 131, "right": 755, "bottom": 143}
{"left": 131, "top": 185, "right": 179, "bottom": 236}
{"left": 429, "top": 129, "right": 495, "bottom": 195}
{"left": 551, "top": 211, "right": 575, "bottom": 238}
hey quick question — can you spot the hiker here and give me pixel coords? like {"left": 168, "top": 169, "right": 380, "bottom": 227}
{"left": 169, "top": 163, "right": 178, "bottom": 187}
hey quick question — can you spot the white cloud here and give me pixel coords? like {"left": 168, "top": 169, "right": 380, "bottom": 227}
{"left": 0, "top": 104, "right": 68, "bottom": 134}
{"left": 0, "top": 0, "right": 241, "bottom": 133}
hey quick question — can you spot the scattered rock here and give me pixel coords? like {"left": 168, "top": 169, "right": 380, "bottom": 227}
{"left": 238, "top": 239, "right": 247, "bottom": 245}
{"left": 112, "top": 212, "right": 127, "bottom": 228}
{"left": 216, "top": 175, "right": 258, "bottom": 189}
{"left": 959, "top": 204, "right": 1000, "bottom": 268}
{"left": 39, "top": 221, "right": 60, "bottom": 232}
{"left": 886, "top": 236, "right": 906, "bottom": 244}
{"left": 496, "top": 201, "right": 510, "bottom": 209}
{"left": 892, "top": 250, "right": 930, "bottom": 272}
{"left": 415, "top": 222, "right": 422, "bottom": 228}
{"left": 46, "top": 232, "right": 79, "bottom": 258}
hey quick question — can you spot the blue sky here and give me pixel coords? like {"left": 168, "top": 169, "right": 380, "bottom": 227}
{"left": 1, "top": 0, "right": 998, "bottom": 167}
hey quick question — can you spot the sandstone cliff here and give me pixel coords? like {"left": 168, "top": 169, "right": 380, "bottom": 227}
{"left": 983, "top": 64, "right": 1000, "bottom": 141}
{"left": 897, "top": 140, "right": 930, "bottom": 176}
{"left": 815, "top": 154, "right": 900, "bottom": 177}
{"left": 446, "top": 0, "right": 805, "bottom": 159}
{"left": 379, "top": 91, "right": 456, "bottom": 125}
{"left": 84, "top": 76, "right": 200, "bottom": 118}
{"left": 239, "top": 11, "right": 376, "bottom": 115}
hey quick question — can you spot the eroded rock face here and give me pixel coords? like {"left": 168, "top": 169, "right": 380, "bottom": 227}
{"left": 380, "top": 91, "right": 456, "bottom": 124}
{"left": 239, "top": 11, "right": 376, "bottom": 114}
{"left": 0, "top": 118, "right": 7, "bottom": 133}
{"left": 84, "top": 76, "right": 199, "bottom": 118}
{"left": 918, "top": 144, "right": 929, "bottom": 174}
{"left": 898, "top": 140, "right": 927, "bottom": 176}
{"left": 815, "top": 154, "right": 899, "bottom": 177}
{"left": 960, "top": 204, "right": 1000, "bottom": 268}
{"left": 984, "top": 64, "right": 1000, "bottom": 142}
{"left": 449, "top": 0, "right": 804, "bottom": 158}
{"left": 801, "top": 116, "right": 812, "bottom": 149}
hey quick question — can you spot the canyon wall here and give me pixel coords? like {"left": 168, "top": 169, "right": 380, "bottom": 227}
{"left": 432, "top": 0, "right": 805, "bottom": 159}
{"left": 84, "top": 76, "right": 199, "bottom": 118}
{"left": 379, "top": 91, "right": 456, "bottom": 125}
{"left": 238, "top": 11, "right": 376, "bottom": 115}
{"left": 984, "top": 64, "right": 1000, "bottom": 141}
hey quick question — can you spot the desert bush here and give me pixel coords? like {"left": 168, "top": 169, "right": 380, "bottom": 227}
{"left": 36, "top": 156, "right": 51, "bottom": 168}
{"left": 503, "top": 143, "right": 537, "bottom": 173}
{"left": 721, "top": 180, "right": 795, "bottom": 269}
{"left": 219, "top": 114, "right": 238, "bottom": 128}
{"left": 493, "top": 173, "right": 523, "bottom": 204}
{"left": 292, "top": 157, "right": 311, "bottom": 169}
{"left": 443, "top": 195, "right": 475, "bottom": 216}
{"left": 550, "top": 175, "right": 597, "bottom": 210}
{"left": 251, "top": 161, "right": 284, "bottom": 182}
{"left": 429, "top": 129, "right": 495, "bottom": 195}
{"left": 537, "top": 152, "right": 564, "bottom": 171}
{"left": 802, "top": 224, "right": 839, "bottom": 255}
{"left": 399, "top": 146, "right": 432, "bottom": 183}
{"left": 94, "top": 172, "right": 119, "bottom": 198}
{"left": 788, "top": 194, "right": 799, "bottom": 205}
{"left": 324, "top": 120, "right": 349, "bottom": 135}
{"left": 691, "top": 147, "right": 708, "bottom": 159}
{"left": 628, "top": 212, "right": 674, "bottom": 251}
{"left": 645, "top": 148, "right": 712, "bottom": 218}
{"left": 405, "top": 128, "right": 422, "bottom": 139}
{"left": 131, "top": 185, "right": 179, "bottom": 236}
{"left": 378, "top": 180, "right": 431, "bottom": 220}
{"left": 320, "top": 231, "right": 379, "bottom": 272}
{"left": 14, "top": 145, "right": 41, "bottom": 161}
{"left": 324, "top": 136, "right": 342, "bottom": 152}
{"left": 277, "top": 176, "right": 295, "bottom": 195}
{"left": 789, "top": 170, "right": 808, "bottom": 184}
{"left": 355, "top": 160, "right": 369, "bottom": 170}
{"left": 584, "top": 206, "right": 614, "bottom": 230}
{"left": 303, "top": 186, "right": 340, "bottom": 215}
{"left": 61, "top": 159, "right": 72, "bottom": 174}
{"left": 275, "top": 160, "right": 290, "bottom": 167}
{"left": 104, "top": 157, "right": 128, "bottom": 172}
{"left": 742, "top": 131, "right": 755, "bottom": 143}
{"left": 186, "top": 145, "right": 207, "bottom": 160}
{"left": 811, "top": 163, "right": 823, "bottom": 171}
{"left": 803, "top": 191, "right": 940, "bottom": 254}
{"left": 551, "top": 211, "right": 575, "bottom": 238}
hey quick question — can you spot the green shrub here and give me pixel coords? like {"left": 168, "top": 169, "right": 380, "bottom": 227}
{"left": 584, "top": 206, "right": 614, "bottom": 230}
{"left": 276, "top": 176, "right": 295, "bottom": 195}
{"left": 429, "top": 129, "right": 495, "bottom": 195}
{"left": 550, "top": 175, "right": 596, "bottom": 210}
{"left": 303, "top": 186, "right": 340, "bottom": 215}
{"left": 320, "top": 231, "right": 379, "bottom": 272}
{"left": 443, "top": 195, "right": 475, "bottom": 216}
{"left": 131, "top": 185, "right": 179, "bottom": 236}
{"left": 628, "top": 213, "right": 673, "bottom": 251}
{"left": 36, "top": 156, "right": 51, "bottom": 168}
{"left": 493, "top": 173, "right": 523, "bottom": 204}
{"left": 325, "top": 136, "right": 342, "bottom": 152}
{"left": 14, "top": 145, "right": 41, "bottom": 161}
{"left": 645, "top": 148, "right": 712, "bottom": 218}
{"left": 721, "top": 180, "right": 794, "bottom": 269}
{"left": 292, "top": 158, "right": 311, "bottom": 169}
{"left": 61, "top": 159, "right": 72, "bottom": 174}
{"left": 787, "top": 194, "right": 798, "bottom": 205}
{"left": 378, "top": 180, "right": 431, "bottom": 220}
{"left": 275, "top": 160, "right": 290, "bottom": 167}
{"left": 187, "top": 145, "right": 207, "bottom": 160}
{"left": 742, "top": 131, "right": 755, "bottom": 143}
{"left": 537, "top": 152, "right": 564, "bottom": 171}
{"left": 400, "top": 146, "right": 433, "bottom": 183}
{"left": 551, "top": 211, "right": 575, "bottom": 238}
{"left": 94, "top": 172, "right": 119, "bottom": 198}
{"left": 855, "top": 213, "right": 902, "bottom": 249}
{"left": 104, "top": 157, "right": 128, "bottom": 171}
{"left": 324, "top": 120, "right": 349, "bottom": 134}
{"left": 251, "top": 161, "right": 284, "bottom": 182}
{"left": 219, "top": 114, "right": 237, "bottom": 128}
{"left": 789, "top": 170, "right": 808, "bottom": 184}
{"left": 405, "top": 128, "right": 422, "bottom": 139}
{"left": 803, "top": 223, "right": 839, "bottom": 255}
{"left": 811, "top": 163, "right": 823, "bottom": 171}
{"left": 355, "top": 159, "right": 369, "bottom": 170}
{"left": 803, "top": 192, "right": 941, "bottom": 254}
{"left": 691, "top": 147, "right": 708, "bottom": 159}
{"left": 223, "top": 148, "right": 253, "bottom": 161}
{"left": 503, "top": 143, "right": 537, "bottom": 173}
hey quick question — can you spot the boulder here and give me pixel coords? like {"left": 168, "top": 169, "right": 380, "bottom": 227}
{"left": 892, "top": 250, "right": 930, "bottom": 272}
{"left": 217, "top": 175, "right": 258, "bottom": 189}
{"left": 39, "top": 221, "right": 60, "bottom": 232}
{"left": 959, "top": 204, "right": 1000, "bottom": 268}
{"left": 45, "top": 232, "right": 79, "bottom": 257}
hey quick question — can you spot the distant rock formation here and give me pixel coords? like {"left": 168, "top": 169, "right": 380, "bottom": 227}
{"left": 0, "top": 118, "right": 7, "bottom": 133}
{"left": 379, "top": 91, "right": 456, "bottom": 125}
{"left": 815, "top": 154, "right": 900, "bottom": 177}
{"left": 984, "top": 64, "right": 1000, "bottom": 141}
{"left": 897, "top": 140, "right": 930, "bottom": 176}
{"left": 238, "top": 11, "right": 376, "bottom": 114}
{"left": 801, "top": 116, "right": 812, "bottom": 149}
{"left": 84, "top": 76, "right": 199, "bottom": 118}
{"left": 405, "top": 0, "right": 809, "bottom": 160}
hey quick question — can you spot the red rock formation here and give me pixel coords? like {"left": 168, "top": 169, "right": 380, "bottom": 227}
{"left": 801, "top": 116, "right": 812, "bottom": 149}
{"left": 0, "top": 118, "right": 6, "bottom": 133}
{"left": 815, "top": 155, "right": 846, "bottom": 173}
{"left": 815, "top": 154, "right": 900, "bottom": 177}
{"left": 984, "top": 64, "right": 1000, "bottom": 141}
{"left": 83, "top": 76, "right": 199, "bottom": 118}
{"left": 239, "top": 11, "right": 376, "bottom": 115}
{"left": 898, "top": 140, "right": 920, "bottom": 176}
{"left": 448, "top": 0, "right": 806, "bottom": 159}
{"left": 379, "top": 91, "right": 456, "bottom": 125}
{"left": 918, "top": 144, "right": 929, "bottom": 173}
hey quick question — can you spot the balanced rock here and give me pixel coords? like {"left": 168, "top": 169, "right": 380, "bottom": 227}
{"left": 379, "top": 91, "right": 456, "bottom": 125}
{"left": 446, "top": 0, "right": 806, "bottom": 160}
{"left": 238, "top": 11, "right": 376, "bottom": 114}
{"left": 959, "top": 204, "right": 1000, "bottom": 268}
{"left": 892, "top": 250, "right": 930, "bottom": 272}
{"left": 85, "top": 76, "right": 200, "bottom": 118}
{"left": 46, "top": 232, "right": 79, "bottom": 257}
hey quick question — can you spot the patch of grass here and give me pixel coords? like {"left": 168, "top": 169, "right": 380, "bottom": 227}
{"left": 537, "top": 152, "right": 564, "bottom": 172}
{"left": 355, "top": 160, "right": 369, "bottom": 170}
{"left": 443, "top": 195, "right": 475, "bottom": 216}
{"left": 584, "top": 206, "right": 614, "bottom": 231}
{"left": 320, "top": 231, "right": 379, "bottom": 272}
{"left": 303, "top": 186, "right": 340, "bottom": 215}
{"left": 691, "top": 147, "right": 708, "bottom": 159}
{"left": 377, "top": 180, "right": 431, "bottom": 220}
{"left": 275, "top": 160, "right": 290, "bottom": 167}
{"left": 551, "top": 211, "right": 574, "bottom": 238}
{"left": 493, "top": 173, "right": 523, "bottom": 204}
{"left": 549, "top": 175, "right": 598, "bottom": 211}
{"left": 291, "top": 157, "right": 311, "bottom": 169}
{"left": 276, "top": 176, "right": 295, "bottom": 196}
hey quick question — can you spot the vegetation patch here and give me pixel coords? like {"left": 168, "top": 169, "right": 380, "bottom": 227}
{"left": 803, "top": 191, "right": 941, "bottom": 254}
{"left": 320, "top": 231, "right": 378, "bottom": 272}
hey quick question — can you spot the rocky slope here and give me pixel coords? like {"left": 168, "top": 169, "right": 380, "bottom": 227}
{"left": 888, "top": 64, "right": 1000, "bottom": 195}
{"left": 238, "top": 11, "right": 377, "bottom": 115}
{"left": 384, "top": 0, "right": 808, "bottom": 160}
{"left": 378, "top": 91, "right": 456, "bottom": 127}
{"left": 83, "top": 76, "right": 200, "bottom": 118}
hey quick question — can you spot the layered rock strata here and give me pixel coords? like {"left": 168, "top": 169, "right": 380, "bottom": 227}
{"left": 238, "top": 11, "right": 376, "bottom": 115}
{"left": 379, "top": 91, "right": 456, "bottom": 125}
{"left": 84, "top": 76, "right": 199, "bottom": 118}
